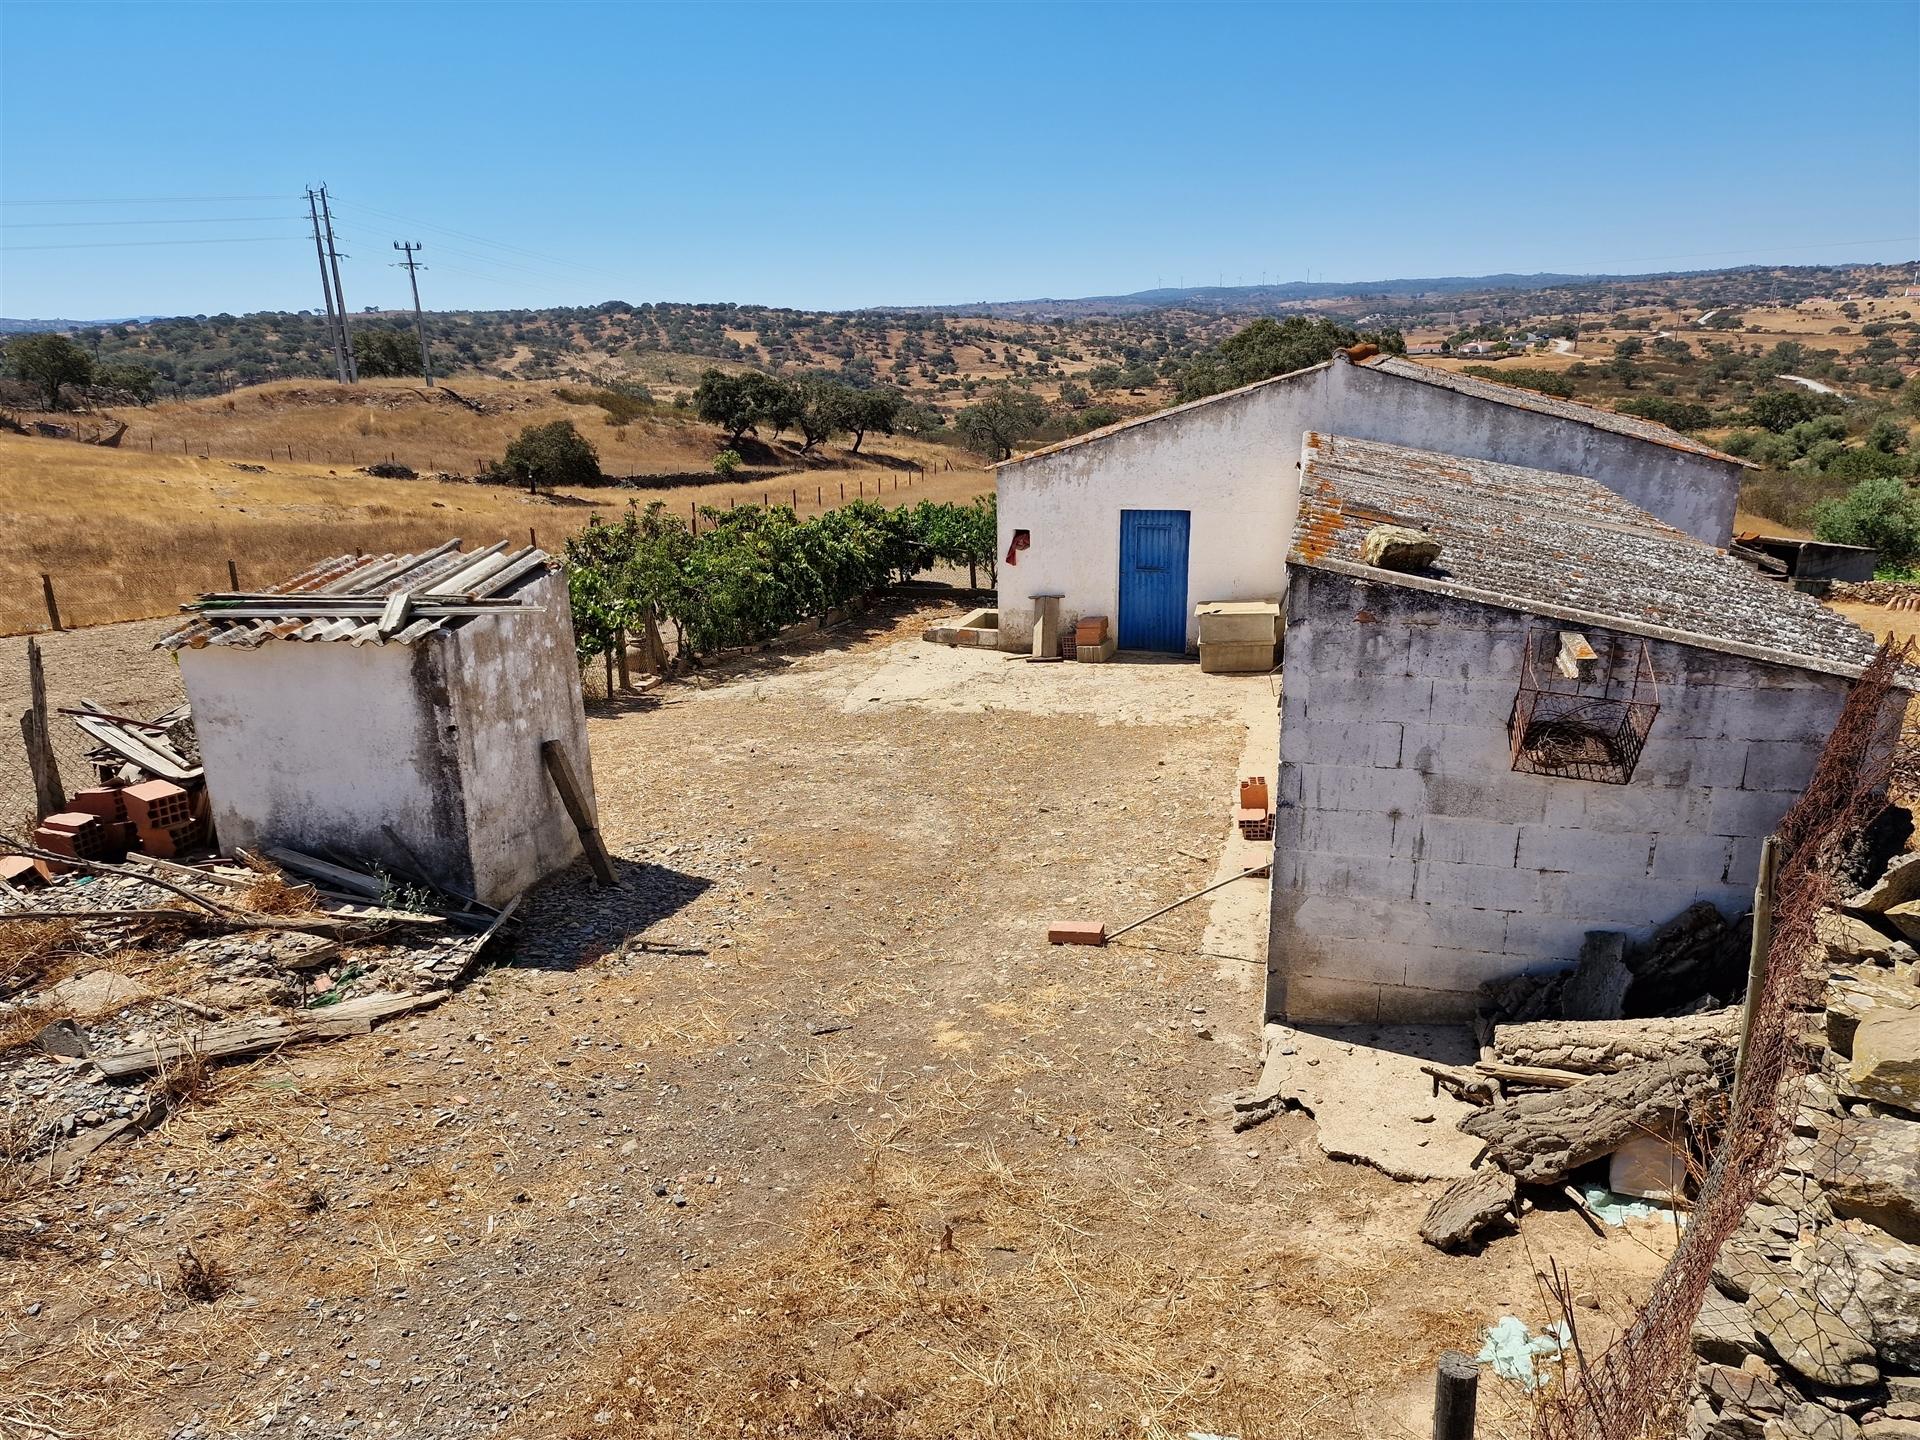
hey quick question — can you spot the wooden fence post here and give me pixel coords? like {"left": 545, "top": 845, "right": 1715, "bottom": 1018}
{"left": 227, "top": 559, "right": 239, "bottom": 590}
{"left": 529, "top": 527, "right": 538, "bottom": 550}
{"left": 1732, "top": 834, "right": 1781, "bottom": 1117}
{"left": 21, "top": 637, "right": 65, "bottom": 819}
{"left": 40, "top": 574, "right": 61, "bottom": 632}
{"left": 1432, "top": 1351, "right": 1477, "bottom": 1440}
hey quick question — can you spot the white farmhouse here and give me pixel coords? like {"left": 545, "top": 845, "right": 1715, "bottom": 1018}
{"left": 164, "top": 541, "right": 596, "bottom": 907}
{"left": 1269, "top": 434, "right": 1881, "bottom": 1024}
{"left": 994, "top": 349, "right": 1747, "bottom": 653}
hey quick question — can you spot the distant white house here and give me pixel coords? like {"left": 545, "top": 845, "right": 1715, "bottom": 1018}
{"left": 993, "top": 350, "right": 1748, "bottom": 653}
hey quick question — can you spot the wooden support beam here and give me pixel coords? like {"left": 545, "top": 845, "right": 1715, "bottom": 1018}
{"left": 541, "top": 739, "right": 617, "bottom": 886}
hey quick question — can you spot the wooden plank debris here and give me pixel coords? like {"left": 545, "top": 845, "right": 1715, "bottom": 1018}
{"left": 91, "top": 990, "right": 449, "bottom": 1079}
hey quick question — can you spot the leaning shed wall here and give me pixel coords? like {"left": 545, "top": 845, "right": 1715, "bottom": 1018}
{"left": 1266, "top": 565, "right": 1853, "bottom": 1024}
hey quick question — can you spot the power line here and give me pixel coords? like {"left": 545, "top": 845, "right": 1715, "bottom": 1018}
{"left": 0, "top": 195, "right": 286, "bottom": 206}
{"left": 330, "top": 198, "right": 634, "bottom": 286}
{"left": 1, "top": 215, "right": 296, "bottom": 229}
{"left": 0, "top": 235, "right": 303, "bottom": 252}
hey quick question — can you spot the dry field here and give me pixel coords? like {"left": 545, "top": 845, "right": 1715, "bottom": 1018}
{"left": 0, "top": 601, "right": 1664, "bottom": 1440}
{"left": 0, "top": 381, "right": 992, "bottom": 633}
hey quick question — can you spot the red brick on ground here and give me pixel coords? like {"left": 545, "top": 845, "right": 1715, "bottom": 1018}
{"left": 1047, "top": 919, "right": 1107, "bottom": 946}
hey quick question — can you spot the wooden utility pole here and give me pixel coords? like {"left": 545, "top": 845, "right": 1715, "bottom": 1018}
{"left": 308, "top": 188, "right": 350, "bottom": 384}
{"left": 21, "top": 638, "right": 64, "bottom": 819}
{"left": 319, "top": 186, "right": 357, "bottom": 382}
{"left": 392, "top": 241, "right": 434, "bottom": 386}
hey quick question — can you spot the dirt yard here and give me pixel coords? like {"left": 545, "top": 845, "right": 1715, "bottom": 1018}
{"left": 0, "top": 595, "right": 1661, "bottom": 1439}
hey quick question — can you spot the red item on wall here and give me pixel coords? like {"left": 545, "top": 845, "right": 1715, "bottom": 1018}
{"left": 1006, "top": 529, "right": 1031, "bottom": 566}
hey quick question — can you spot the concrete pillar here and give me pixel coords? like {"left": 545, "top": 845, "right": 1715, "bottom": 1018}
{"left": 1030, "top": 593, "right": 1063, "bottom": 660}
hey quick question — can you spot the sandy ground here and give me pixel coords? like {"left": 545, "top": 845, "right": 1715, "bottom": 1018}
{"left": 0, "top": 595, "right": 1670, "bottom": 1439}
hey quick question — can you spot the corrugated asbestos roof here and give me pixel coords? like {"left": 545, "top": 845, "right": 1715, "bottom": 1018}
{"left": 1292, "top": 433, "right": 1878, "bottom": 677}
{"left": 1358, "top": 354, "right": 1747, "bottom": 466}
{"left": 160, "top": 539, "right": 554, "bottom": 652}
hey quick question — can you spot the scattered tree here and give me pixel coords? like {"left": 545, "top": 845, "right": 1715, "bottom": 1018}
{"left": 1813, "top": 475, "right": 1920, "bottom": 569}
{"left": 504, "top": 419, "right": 600, "bottom": 493}
{"left": 1176, "top": 317, "right": 1404, "bottom": 402}
{"left": 955, "top": 386, "right": 1051, "bottom": 461}
{"left": 6, "top": 332, "right": 93, "bottom": 409}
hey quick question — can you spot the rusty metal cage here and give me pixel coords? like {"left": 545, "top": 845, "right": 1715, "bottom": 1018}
{"left": 1509, "top": 629, "right": 1659, "bottom": 785}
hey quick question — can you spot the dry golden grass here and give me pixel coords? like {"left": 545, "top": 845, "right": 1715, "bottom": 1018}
{"left": 570, "top": 1136, "right": 1467, "bottom": 1440}
{"left": 1827, "top": 600, "right": 1920, "bottom": 645}
{"left": 0, "top": 385, "right": 992, "bottom": 633}
{"left": 0, "top": 915, "right": 84, "bottom": 1001}
{"left": 234, "top": 855, "right": 322, "bottom": 917}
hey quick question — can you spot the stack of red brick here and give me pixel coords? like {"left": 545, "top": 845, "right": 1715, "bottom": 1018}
{"left": 1236, "top": 776, "right": 1273, "bottom": 842}
{"left": 5, "top": 779, "right": 208, "bottom": 886}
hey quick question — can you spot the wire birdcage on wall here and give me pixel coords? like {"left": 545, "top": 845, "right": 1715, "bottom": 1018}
{"left": 1508, "top": 628, "right": 1659, "bottom": 785}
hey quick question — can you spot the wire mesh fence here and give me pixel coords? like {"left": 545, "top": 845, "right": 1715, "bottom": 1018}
{"left": 1532, "top": 638, "right": 1913, "bottom": 1440}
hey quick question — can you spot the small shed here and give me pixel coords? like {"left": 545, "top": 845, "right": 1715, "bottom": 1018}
{"left": 1735, "top": 532, "right": 1878, "bottom": 590}
{"left": 162, "top": 540, "right": 596, "bottom": 907}
{"left": 1269, "top": 434, "right": 1882, "bottom": 1024}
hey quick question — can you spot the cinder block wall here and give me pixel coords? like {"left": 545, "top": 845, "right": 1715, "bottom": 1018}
{"left": 1267, "top": 566, "right": 1852, "bottom": 1024}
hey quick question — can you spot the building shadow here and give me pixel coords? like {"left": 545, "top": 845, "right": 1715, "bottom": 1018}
{"left": 501, "top": 855, "right": 713, "bottom": 973}
{"left": 1285, "top": 1021, "right": 1479, "bottom": 1066}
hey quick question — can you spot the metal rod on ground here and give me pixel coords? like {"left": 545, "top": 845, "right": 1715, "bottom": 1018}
{"left": 1731, "top": 833, "right": 1780, "bottom": 1118}
{"left": 22, "top": 637, "right": 63, "bottom": 819}
{"left": 1431, "top": 1351, "right": 1478, "bottom": 1440}
{"left": 1102, "top": 863, "right": 1271, "bottom": 944}
{"left": 541, "top": 739, "right": 618, "bottom": 887}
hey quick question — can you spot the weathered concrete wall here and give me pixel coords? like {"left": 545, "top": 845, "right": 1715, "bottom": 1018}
{"left": 1333, "top": 363, "right": 1743, "bottom": 549}
{"left": 1266, "top": 566, "right": 1851, "bottom": 1024}
{"left": 443, "top": 568, "right": 591, "bottom": 904}
{"left": 182, "top": 568, "right": 594, "bottom": 907}
{"left": 996, "top": 357, "right": 1743, "bottom": 651}
{"left": 182, "top": 640, "right": 472, "bottom": 891}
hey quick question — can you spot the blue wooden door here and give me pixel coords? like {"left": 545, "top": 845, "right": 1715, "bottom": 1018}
{"left": 1117, "top": 509, "right": 1191, "bottom": 652}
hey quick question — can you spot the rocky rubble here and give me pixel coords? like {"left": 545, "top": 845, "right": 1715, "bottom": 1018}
{"left": 1685, "top": 841, "right": 1920, "bottom": 1440}
{"left": 0, "top": 862, "right": 505, "bottom": 1166}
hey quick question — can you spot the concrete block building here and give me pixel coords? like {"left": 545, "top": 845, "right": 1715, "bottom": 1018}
{"left": 164, "top": 540, "right": 595, "bottom": 907}
{"left": 1268, "top": 434, "right": 1880, "bottom": 1024}
{"left": 994, "top": 349, "right": 1747, "bottom": 653}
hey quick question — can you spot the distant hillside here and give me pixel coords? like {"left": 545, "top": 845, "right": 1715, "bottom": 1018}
{"left": 4, "top": 262, "right": 1912, "bottom": 409}
{"left": 0, "top": 315, "right": 156, "bottom": 335}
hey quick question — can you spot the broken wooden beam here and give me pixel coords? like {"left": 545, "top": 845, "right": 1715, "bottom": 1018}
{"left": 542, "top": 739, "right": 617, "bottom": 887}
{"left": 1458, "top": 1051, "right": 1723, "bottom": 1186}
{"left": 1419, "top": 1165, "right": 1518, "bottom": 1252}
{"left": 1491, "top": 1008, "right": 1741, "bottom": 1074}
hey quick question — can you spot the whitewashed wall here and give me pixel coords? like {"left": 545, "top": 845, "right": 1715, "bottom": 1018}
{"left": 182, "top": 568, "right": 591, "bottom": 907}
{"left": 442, "top": 569, "right": 590, "bottom": 902}
{"left": 994, "top": 356, "right": 1744, "bottom": 651}
{"left": 994, "top": 364, "right": 1336, "bottom": 651}
{"left": 1266, "top": 566, "right": 1852, "bottom": 1024}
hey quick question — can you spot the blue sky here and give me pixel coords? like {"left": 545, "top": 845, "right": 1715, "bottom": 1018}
{"left": 3, "top": 1, "right": 1917, "bottom": 318}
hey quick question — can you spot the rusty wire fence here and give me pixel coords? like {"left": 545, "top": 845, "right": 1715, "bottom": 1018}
{"left": 1533, "top": 639, "right": 1912, "bottom": 1440}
